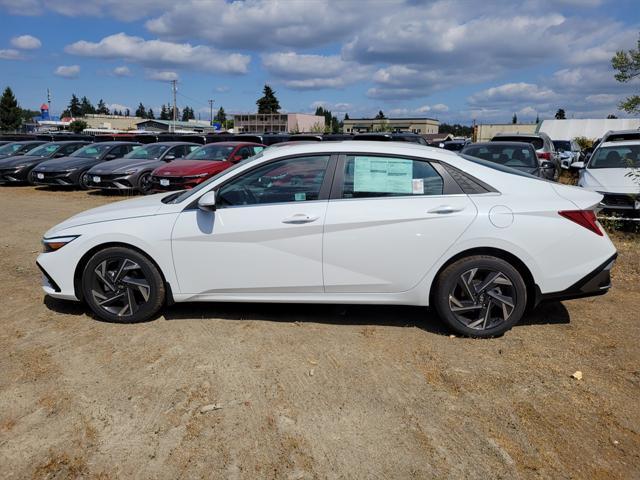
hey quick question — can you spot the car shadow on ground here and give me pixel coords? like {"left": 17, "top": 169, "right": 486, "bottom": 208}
{"left": 44, "top": 296, "right": 571, "bottom": 336}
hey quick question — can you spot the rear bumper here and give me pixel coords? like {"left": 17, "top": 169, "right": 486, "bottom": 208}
{"left": 536, "top": 253, "right": 617, "bottom": 304}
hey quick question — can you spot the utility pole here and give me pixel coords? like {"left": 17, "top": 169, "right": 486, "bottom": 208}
{"left": 46, "top": 88, "right": 52, "bottom": 114}
{"left": 171, "top": 79, "right": 177, "bottom": 133}
{"left": 208, "top": 99, "right": 214, "bottom": 125}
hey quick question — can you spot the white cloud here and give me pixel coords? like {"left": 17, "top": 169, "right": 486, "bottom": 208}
{"left": 432, "top": 103, "right": 449, "bottom": 113}
{"left": 112, "top": 65, "right": 131, "bottom": 77}
{"left": 10, "top": 34, "right": 41, "bottom": 49}
{"left": 262, "top": 52, "right": 371, "bottom": 90}
{"left": 585, "top": 94, "right": 619, "bottom": 105}
{"left": 469, "top": 83, "right": 558, "bottom": 105}
{"left": 0, "top": 48, "right": 22, "bottom": 60}
{"left": 0, "top": 0, "right": 175, "bottom": 20}
{"left": 215, "top": 85, "right": 230, "bottom": 93}
{"left": 54, "top": 64, "right": 80, "bottom": 78}
{"left": 146, "top": 70, "right": 178, "bottom": 81}
{"left": 65, "top": 33, "right": 250, "bottom": 75}
{"left": 106, "top": 103, "right": 130, "bottom": 112}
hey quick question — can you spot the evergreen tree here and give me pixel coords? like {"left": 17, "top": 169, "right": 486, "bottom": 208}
{"left": 181, "top": 106, "right": 195, "bottom": 121}
{"left": 0, "top": 87, "right": 22, "bottom": 131}
{"left": 256, "top": 84, "right": 281, "bottom": 114}
{"left": 148, "top": 108, "right": 155, "bottom": 120}
{"left": 214, "top": 106, "right": 226, "bottom": 123}
{"left": 374, "top": 110, "right": 386, "bottom": 119}
{"left": 135, "top": 102, "right": 147, "bottom": 118}
{"left": 66, "top": 94, "right": 82, "bottom": 117}
{"left": 512, "top": 113, "right": 518, "bottom": 124}
{"left": 535, "top": 113, "right": 540, "bottom": 123}
{"left": 607, "top": 113, "right": 618, "bottom": 119}
{"left": 555, "top": 108, "right": 566, "bottom": 119}
{"left": 96, "top": 99, "right": 110, "bottom": 115}
{"left": 159, "top": 104, "right": 169, "bottom": 120}
{"left": 344, "top": 113, "right": 350, "bottom": 120}
{"left": 80, "top": 96, "right": 95, "bottom": 116}
{"left": 125, "top": 108, "right": 130, "bottom": 117}
{"left": 611, "top": 33, "right": 640, "bottom": 114}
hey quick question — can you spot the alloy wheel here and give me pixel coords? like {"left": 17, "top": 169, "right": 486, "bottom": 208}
{"left": 448, "top": 267, "right": 516, "bottom": 331}
{"left": 139, "top": 173, "right": 152, "bottom": 194}
{"left": 90, "top": 257, "right": 151, "bottom": 317}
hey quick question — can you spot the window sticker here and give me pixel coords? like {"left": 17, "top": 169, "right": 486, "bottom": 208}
{"left": 412, "top": 178, "right": 424, "bottom": 194}
{"left": 353, "top": 157, "right": 413, "bottom": 193}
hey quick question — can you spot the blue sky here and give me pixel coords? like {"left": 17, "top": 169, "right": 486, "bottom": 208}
{"left": 1, "top": 0, "right": 639, "bottom": 124}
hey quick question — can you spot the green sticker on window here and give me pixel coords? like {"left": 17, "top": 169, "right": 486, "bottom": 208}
{"left": 294, "top": 192, "right": 306, "bottom": 201}
{"left": 353, "top": 157, "right": 413, "bottom": 193}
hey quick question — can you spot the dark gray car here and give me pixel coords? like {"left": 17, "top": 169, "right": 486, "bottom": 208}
{"left": 32, "top": 142, "right": 140, "bottom": 189}
{"left": 86, "top": 142, "right": 200, "bottom": 194}
{"left": 461, "top": 142, "right": 555, "bottom": 178}
{"left": 490, "top": 132, "right": 559, "bottom": 180}
{"left": 0, "top": 141, "right": 89, "bottom": 184}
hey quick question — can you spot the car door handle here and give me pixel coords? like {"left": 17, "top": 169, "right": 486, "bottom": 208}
{"left": 427, "top": 205, "right": 464, "bottom": 214}
{"left": 282, "top": 214, "right": 320, "bottom": 224}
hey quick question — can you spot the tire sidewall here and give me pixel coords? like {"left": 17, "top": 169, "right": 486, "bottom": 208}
{"left": 435, "top": 256, "right": 527, "bottom": 337}
{"left": 81, "top": 247, "right": 165, "bottom": 323}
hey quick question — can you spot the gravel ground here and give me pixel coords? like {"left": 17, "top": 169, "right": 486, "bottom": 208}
{"left": 0, "top": 186, "right": 638, "bottom": 479}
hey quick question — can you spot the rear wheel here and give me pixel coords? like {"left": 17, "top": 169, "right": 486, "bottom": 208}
{"left": 81, "top": 247, "right": 165, "bottom": 323}
{"left": 434, "top": 255, "right": 527, "bottom": 337}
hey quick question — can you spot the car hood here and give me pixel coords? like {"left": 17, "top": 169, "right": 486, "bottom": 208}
{"left": 0, "top": 155, "right": 43, "bottom": 168}
{"left": 88, "top": 158, "right": 164, "bottom": 174}
{"left": 153, "top": 159, "right": 230, "bottom": 176}
{"left": 584, "top": 168, "right": 640, "bottom": 193}
{"left": 45, "top": 192, "right": 169, "bottom": 236}
{"left": 34, "top": 156, "right": 100, "bottom": 171}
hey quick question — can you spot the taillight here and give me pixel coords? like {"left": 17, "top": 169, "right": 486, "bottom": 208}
{"left": 558, "top": 210, "right": 603, "bottom": 236}
{"left": 537, "top": 152, "right": 552, "bottom": 160}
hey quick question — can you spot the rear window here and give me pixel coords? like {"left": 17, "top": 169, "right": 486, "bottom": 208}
{"left": 459, "top": 153, "right": 544, "bottom": 180}
{"left": 462, "top": 145, "right": 537, "bottom": 168}
{"left": 553, "top": 141, "right": 571, "bottom": 152}
{"left": 493, "top": 136, "right": 544, "bottom": 150}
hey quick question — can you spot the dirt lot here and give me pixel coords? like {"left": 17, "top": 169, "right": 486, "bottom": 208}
{"left": 0, "top": 186, "right": 639, "bottom": 479}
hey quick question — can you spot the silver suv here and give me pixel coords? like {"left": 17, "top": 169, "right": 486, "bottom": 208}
{"left": 491, "top": 132, "right": 559, "bottom": 180}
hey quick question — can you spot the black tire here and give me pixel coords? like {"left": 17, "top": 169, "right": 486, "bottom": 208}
{"left": 81, "top": 246, "right": 165, "bottom": 323}
{"left": 137, "top": 172, "right": 152, "bottom": 194}
{"left": 27, "top": 169, "right": 37, "bottom": 185}
{"left": 78, "top": 171, "right": 91, "bottom": 190}
{"left": 433, "top": 255, "right": 527, "bottom": 337}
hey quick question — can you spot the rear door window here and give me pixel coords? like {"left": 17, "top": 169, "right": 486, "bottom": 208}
{"left": 340, "top": 155, "right": 444, "bottom": 198}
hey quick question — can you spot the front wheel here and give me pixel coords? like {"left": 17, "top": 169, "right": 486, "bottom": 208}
{"left": 433, "top": 255, "right": 527, "bottom": 337}
{"left": 137, "top": 172, "right": 153, "bottom": 194}
{"left": 78, "top": 171, "right": 91, "bottom": 190}
{"left": 81, "top": 247, "right": 165, "bottom": 323}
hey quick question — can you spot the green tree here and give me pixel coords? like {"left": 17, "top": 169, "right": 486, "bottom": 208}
{"left": 344, "top": 113, "right": 350, "bottom": 120}
{"left": 612, "top": 33, "right": 640, "bottom": 114}
{"left": 0, "top": 87, "right": 22, "bottom": 131}
{"left": 535, "top": 113, "right": 540, "bottom": 123}
{"left": 68, "top": 119, "right": 88, "bottom": 133}
{"left": 65, "top": 94, "right": 82, "bottom": 117}
{"left": 159, "top": 104, "right": 170, "bottom": 120}
{"left": 125, "top": 108, "right": 130, "bottom": 117}
{"left": 148, "top": 108, "right": 155, "bottom": 120}
{"left": 256, "top": 84, "right": 281, "bottom": 114}
{"left": 214, "top": 106, "right": 226, "bottom": 123}
{"left": 374, "top": 110, "right": 385, "bottom": 119}
{"left": 20, "top": 108, "right": 40, "bottom": 123}
{"left": 512, "top": 113, "right": 518, "bottom": 124}
{"left": 555, "top": 108, "right": 566, "bottom": 119}
{"left": 96, "top": 99, "right": 110, "bottom": 115}
{"left": 181, "top": 106, "right": 194, "bottom": 121}
{"left": 607, "top": 113, "right": 618, "bottom": 119}
{"left": 135, "top": 102, "right": 147, "bottom": 118}
{"left": 438, "top": 123, "right": 473, "bottom": 137}
{"left": 80, "top": 96, "right": 95, "bottom": 116}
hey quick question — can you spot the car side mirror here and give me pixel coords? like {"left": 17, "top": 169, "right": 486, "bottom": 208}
{"left": 232, "top": 155, "right": 243, "bottom": 162}
{"left": 541, "top": 161, "right": 555, "bottom": 169}
{"left": 105, "top": 154, "right": 117, "bottom": 160}
{"left": 164, "top": 155, "right": 175, "bottom": 161}
{"left": 572, "top": 161, "right": 585, "bottom": 169}
{"left": 198, "top": 191, "right": 217, "bottom": 211}
{"left": 54, "top": 152, "right": 66, "bottom": 158}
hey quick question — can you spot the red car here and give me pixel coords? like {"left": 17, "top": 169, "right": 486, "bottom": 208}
{"left": 150, "top": 142, "right": 265, "bottom": 191}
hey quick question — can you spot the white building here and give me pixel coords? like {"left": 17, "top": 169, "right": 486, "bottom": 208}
{"left": 539, "top": 118, "right": 640, "bottom": 140}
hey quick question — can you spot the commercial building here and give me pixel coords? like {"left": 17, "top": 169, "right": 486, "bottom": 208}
{"left": 473, "top": 123, "right": 538, "bottom": 142}
{"left": 343, "top": 117, "right": 439, "bottom": 134}
{"left": 83, "top": 114, "right": 144, "bottom": 131}
{"left": 233, "top": 113, "right": 325, "bottom": 133}
{"left": 136, "top": 119, "right": 217, "bottom": 133}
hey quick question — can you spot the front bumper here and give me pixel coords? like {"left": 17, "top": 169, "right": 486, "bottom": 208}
{"left": 597, "top": 192, "right": 640, "bottom": 213}
{"left": 536, "top": 253, "right": 617, "bottom": 304}
{"left": 32, "top": 170, "right": 79, "bottom": 186}
{"left": 0, "top": 167, "right": 30, "bottom": 183}
{"left": 150, "top": 175, "right": 207, "bottom": 192}
{"left": 87, "top": 173, "right": 136, "bottom": 190}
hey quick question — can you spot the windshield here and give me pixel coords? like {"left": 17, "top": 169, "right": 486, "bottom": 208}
{"left": 164, "top": 152, "right": 264, "bottom": 204}
{"left": 462, "top": 145, "right": 537, "bottom": 168}
{"left": 24, "top": 143, "right": 62, "bottom": 157}
{"left": 70, "top": 143, "right": 112, "bottom": 159}
{"left": 0, "top": 142, "right": 31, "bottom": 155}
{"left": 553, "top": 141, "right": 571, "bottom": 152}
{"left": 588, "top": 145, "right": 640, "bottom": 169}
{"left": 459, "top": 153, "right": 543, "bottom": 180}
{"left": 185, "top": 144, "right": 236, "bottom": 161}
{"left": 124, "top": 144, "right": 169, "bottom": 159}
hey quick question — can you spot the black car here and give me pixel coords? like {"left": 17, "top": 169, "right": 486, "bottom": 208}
{"left": 32, "top": 142, "right": 140, "bottom": 189}
{"left": 0, "top": 140, "right": 47, "bottom": 159}
{"left": 461, "top": 142, "right": 555, "bottom": 178}
{"left": 86, "top": 142, "right": 200, "bottom": 193}
{"left": 440, "top": 139, "right": 469, "bottom": 151}
{"left": 0, "top": 141, "right": 89, "bottom": 184}
{"left": 352, "top": 132, "right": 428, "bottom": 145}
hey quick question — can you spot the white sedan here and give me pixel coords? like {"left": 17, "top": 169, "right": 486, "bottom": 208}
{"left": 38, "top": 142, "right": 617, "bottom": 337}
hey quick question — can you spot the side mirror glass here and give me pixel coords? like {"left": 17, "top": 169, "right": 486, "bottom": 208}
{"left": 54, "top": 152, "right": 66, "bottom": 158}
{"left": 198, "top": 191, "right": 216, "bottom": 211}
{"left": 572, "top": 161, "right": 585, "bottom": 169}
{"left": 105, "top": 154, "right": 117, "bottom": 160}
{"left": 164, "top": 155, "right": 175, "bottom": 161}
{"left": 232, "top": 155, "right": 243, "bottom": 162}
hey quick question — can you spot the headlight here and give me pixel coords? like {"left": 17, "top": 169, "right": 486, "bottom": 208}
{"left": 42, "top": 235, "right": 79, "bottom": 252}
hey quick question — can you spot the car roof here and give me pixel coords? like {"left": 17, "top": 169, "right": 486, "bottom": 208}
{"left": 202, "top": 141, "right": 264, "bottom": 146}
{"left": 143, "top": 141, "right": 200, "bottom": 146}
{"left": 92, "top": 141, "right": 141, "bottom": 145}
{"left": 493, "top": 133, "right": 547, "bottom": 138}
{"left": 599, "top": 140, "right": 640, "bottom": 148}
{"left": 465, "top": 142, "right": 535, "bottom": 148}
